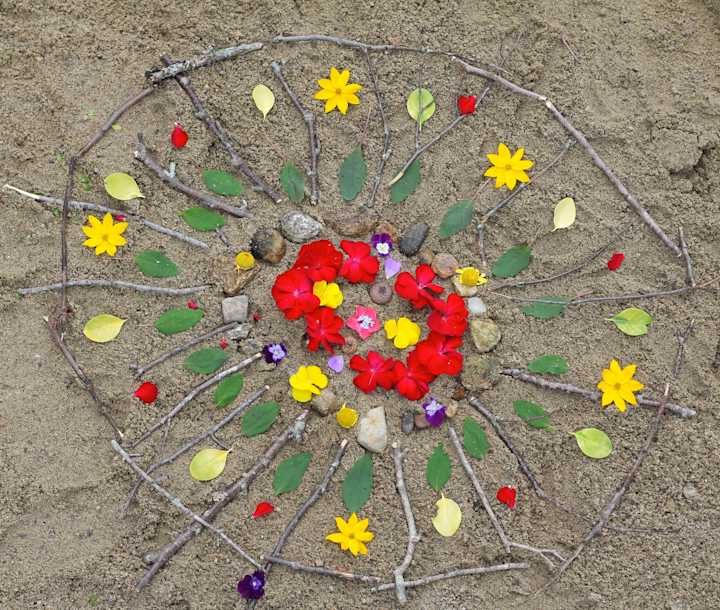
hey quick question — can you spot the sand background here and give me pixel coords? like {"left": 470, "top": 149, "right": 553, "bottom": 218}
{"left": 1, "top": 1, "right": 720, "bottom": 608}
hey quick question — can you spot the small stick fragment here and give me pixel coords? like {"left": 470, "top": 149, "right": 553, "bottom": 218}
{"left": 147, "top": 42, "right": 264, "bottom": 82}
{"left": 678, "top": 227, "right": 696, "bottom": 287}
{"left": 19, "top": 280, "right": 208, "bottom": 297}
{"left": 363, "top": 49, "right": 391, "bottom": 208}
{"left": 372, "top": 562, "right": 529, "bottom": 592}
{"left": 263, "top": 556, "right": 381, "bottom": 584}
{"left": 392, "top": 443, "right": 420, "bottom": 605}
{"left": 712, "top": 336, "right": 720, "bottom": 370}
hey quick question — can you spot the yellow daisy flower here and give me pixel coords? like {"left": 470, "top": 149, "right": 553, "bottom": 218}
{"left": 597, "top": 359, "right": 644, "bottom": 413}
{"left": 456, "top": 266, "right": 488, "bottom": 287}
{"left": 484, "top": 143, "right": 534, "bottom": 190}
{"left": 313, "top": 67, "right": 362, "bottom": 115}
{"left": 384, "top": 317, "right": 421, "bottom": 349}
{"left": 326, "top": 513, "right": 374, "bottom": 557}
{"left": 289, "top": 365, "right": 328, "bottom": 403}
{"left": 82, "top": 212, "right": 128, "bottom": 257}
{"left": 313, "top": 280, "right": 344, "bottom": 309}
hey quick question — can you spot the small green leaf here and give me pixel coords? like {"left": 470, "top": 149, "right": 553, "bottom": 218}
{"left": 242, "top": 401, "right": 280, "bottom": 437}
{"left": 338, "top": 147, "right": 367, "bottom": 202}
{"left": 202, "top": 169, "right": 244, "bottom": 196}
{"left": 184, "top": 347, "right": 228, "bottom": 375}
{"left": 463, "top": 417, "right": 489, "bottom": 460}
{"left": 406, "top": 87, "right": 436, "bottom": 127}
{"left": 280, "top": 162, "right": 305, "bottom": 203}
{"left": 342, "top": 453, "right": 373, "bottom": 512}
{"left": 134, "top": 250, "right": 179, "bottom": 278}
{"left": 213, "top": 374, "right": 244, "bottom": 407}
{"left": 181, "top": 207, "right": 226, "bottom": 231}
{"left": 273, "top": 451, "right": 311, "bottom": 495}
{"left": 390, "top": 159, "right": 421, "bottom": 203}
{"left": 573, "top": 428, "right": 613, "bottom": 459}
{"left": 439, "top": 200, "right": 475, "bottom": 239}
{"left": 492, "top": 244, "right": 532, "bottom": 278}
{"left": 522, "top": 296, "right": 569, "bottom": 320}
{"left": 527, "top": 355, "right": 569, "bottom": 375}
{"left": 513, "top": 400, "right": 551, "bottom": 429}
{"left": 154, "top": 307, "right": 204, "bottom": 335}
{"left": 607, "top": 307, "right": 653, "bottom": 337}
{"left": 189, "top": 448, "right": 229, "bottom": 481}
{"left": 426, "top": 443, "right": 451, "bottom": 492}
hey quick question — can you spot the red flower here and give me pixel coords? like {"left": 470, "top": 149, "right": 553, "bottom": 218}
{"left": 393, "top": 351, "right": 435, "bottom": 401}
{"left": 114, "top": 214, "right": 126, "bottom": 222}
{"left": 496, "top": 486, "right": 517, "bottom": 509}
{"left": 271, "top": 269, "right": 320, "bottom": 320}
{"left": 171, "top": 123, "right": 189, "bottom": 148}
{"left": 607, "top": 252, "right": 625, "bottom": 271}
{"left": 349, "top": 351, "right": 397, "bottom": 393}
{"left": 133, "top": 381, "right": 158, "bottom": 404}
{"left": 305, "top": 307, "right": 345, "bottom": 353}
{"left": 339, "top": 240, "right": 379, "bottom": 284}
{"left": 187, "top": 299, "right": 199, "bottom": 310}
{"left": 457, "top": 95, "right": 477, "bottom": 115}
{"left": 427, "top": 294, "right": 468, "bottom": 337}
{"left": 293, "top": 240, "right": 344, "bottom": 282}
{"left": 414, "top": 332, "right": 463, "bottom": 376}
{"left": 394, "top": 264, "right": 444, "bottom": 309}
{"left": 219, "top": 338, "right": 229, "bottom": 350}
{"left": 252, "top": 501, "right": 274, "bottom": 519}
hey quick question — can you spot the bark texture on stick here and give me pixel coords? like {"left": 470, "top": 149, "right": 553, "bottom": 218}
{"left": 147, "top": 42, "right": 264, "bottom": 82}
{"left": 372, "top": 562, "right": 529, "bottom": 592}
{"left": 392, "top": 443, "right": 420, "bottom": 605}
{"left": 19, "top": 280, "right": 208, "bottom": 296}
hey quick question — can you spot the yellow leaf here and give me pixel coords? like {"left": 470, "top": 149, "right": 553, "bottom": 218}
{"left": 552, "top": 197, "right": 576, "bottom": 231}
{"left": 252, "top": 84, "right": 275, "bottom": 119}
{"left": 432, "top": 495, "right": 462, "bottom": 537}
{"left": 189, "top": 448, "right": 229, "bottom": 481}
{"left": 83, "top": 314, "right": 126, "bottom": 343}
{"left": 104, "top": 172, "right": 144, "bottom": 201}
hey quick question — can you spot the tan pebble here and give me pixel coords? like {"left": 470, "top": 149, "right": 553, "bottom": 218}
{"left": 432, "top": 253, "right": 459, "bottom": 279}
{"left": 445, "top": 401, "right": 458, "bottom": 418}
{"left": 342, "top": 335, "right": 358, "bottom": 354}
{"left": 374, "top": 220, "right": 399, "bottom": 244}
{"left": 418, "top": 248, "right": 435, "bottom": 265}
{"left": 414, "top": 413, "right": 430, "bottom": 429}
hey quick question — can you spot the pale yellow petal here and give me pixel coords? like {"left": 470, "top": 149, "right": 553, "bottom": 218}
{"left": 343, "top": 83, "right": 362, "bottom": 94}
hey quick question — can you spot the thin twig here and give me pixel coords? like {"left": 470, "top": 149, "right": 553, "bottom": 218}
{"left": 271, "top": 60, "right": 320, "bottom": 204}
{"left": 3, "top": 184, "right": 209, "bottom": 249}
{"left": 125, "top": 353, "right": 262, "bottom": 449}
{"left": 134, "top": 134, "right": 249, "bottom": 217}
{"left": 678, "top": 227, "right": 696, "bottom": 287}
{"left": 498, "top": 368, "right": 695, "bottom": 418}
{"left": 19, "top": 280, "right": 208, "bottom": 296}
{"left": 112, "top": 440, "right": 261, "bottom": 569}
{"left": 123, "top": 386, "right": 269, "bottom": 511}
{"left": 392, "top": 443, "right": 420, "bottom": 605}
{"left": 147, "top": 42, "right": 264, "bottom": 82}
{"left": 264, "top": 556, "right": 382, "bottom": 584}
{"left": 130, "top": 322, "right": 238, "bottom": 379}
{"left": 712, "top": 336, "right": 720, "bottom": 370}
{"left": 138, "top": 410, "right": 309, "bottom": 590}
{"left": 362, "top": 49, "right": 391, "bottom": 208}
{"left": 372, "top": 562, "right": 529, "bottom": 592}
{"left": 161, "top": 55, "right": 282, "bottom": 204}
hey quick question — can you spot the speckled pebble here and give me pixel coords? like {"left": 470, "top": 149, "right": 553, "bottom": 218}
{"left": 432, "top": 253, "right": 459, "bottom": 279}
{"left": 250, "top": 227, "right": 286, "bottom": 264}
{"left": 401, "top": 411, "right": 415, "bottom": 434}
{"left": 398, "top": 222, "right": 429, "bottom": 256}
{"left": 467, "top": 297, "right": 488, "bottom": 317}
{"left": 369, "top": 281, "right": 393, "bottom": 305}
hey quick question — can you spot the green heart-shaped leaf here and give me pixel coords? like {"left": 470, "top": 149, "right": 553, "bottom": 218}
{"left": 462, "top": 417, "right": 489, "bottom": 460}
{"left": 181, "top": 207, "right": 225, "bottom": 231}
{"left": 426, "top": 443, "right": 451, "bottom": 492}
{"left": 155, "top": 307, "right": 204, "bottom": 335}
{"left": 390, "top": 159, "right": 421, "bottom": 203}
{"left": 279, "top": 162, "right": 305, "bottom": 203}
{"left": 242, "top": 401, "right": 280, "bottom": 437}
{"left": 213, "top": 373, "right": 244, "bottom": 408}
{"left": 202, "top": 169, "right": 244, "bottom": 196}
{"left": 492, "top": 244, "right": 532, "bottom": 278}
{"left": 134, "top": 250, "right": 179, "bottom": 278}
{"left": 342, "top": 453, "right": 373, "bottom": 512}
{"left": 338, "top": 147, "right": 367, "bottom": 202}
{"left": 573, "top": 428, "right": 613, "bottom": 459}
{"left": 522, "top": 296, "right": 568, "bottom": 320}
{"left": 527, "top": 354, "right": 569, "bottom": 375}
{"left": 607, "top": 307, "right": 653, "bottom": 336}
{"left": 184, "top": 347, "right": 228, "bottom": 375}
{"left": 513, "top": 400, "right": 551, "bottom": 429}
{"left": 273, "top": 451, "right": 311, "bottom": 495}
{"left": 439, "top": 200, "right": 475, "bottom": 239}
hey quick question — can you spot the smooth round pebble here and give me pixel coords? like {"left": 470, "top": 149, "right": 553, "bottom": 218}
{"left": 369, "top": 281, "right": 393, "bottom": 305}
{"left": 467, "top": 297, "right": 487, "bottom": 317}
{"left": 432, "top": 253, "right": 459, "bottom": 279}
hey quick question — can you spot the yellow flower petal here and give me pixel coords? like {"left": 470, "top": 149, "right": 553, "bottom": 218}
{"left": 291, "top": 387, "right": 313, "bottom": 402}
{"left": 620, "top": 364, "right": 637, "bottom": 382}
{"left": 609, "top": 359, "right": 622, "bottom": 374}
{"left": 345, "top": 93, "right": 360, "bottom": 106}
{"left": 306, "top": 366, "right": 328, "bottom": 389}
{"left": 336, "top": 405, "right": 359, "bottom": 429}
{"left": 510, "top": 147, "right": 525, "bottom": 163}
{"left": 384, "top": 319, "right": 398, "bottom": 339}
{"left": 514, "top": 159, "right": 534, "bottom": 171}
{"left": 326, "top": 532, "right": 345, "bottom": 544}
{"left": 324, "top": 98, "right": 337, "bottom": 113}
{"left": 88, "top": 215, "right": 102, "bottom": 228}
{"left": 107, "top": 233, "right": 127, "bottom": 246}
{"left": 348, "top": 513, "right": 358, "bottom": 528}
{"left": 337, "top": 96, "right": 349, "bottom": 114}
{"left": 497, "top": 143, "right": 511, "bottom": 162}
{"left": 314, "top": 88, "right": 335, "bottom": 100}
{"left": 505, "top": 174, "right": 518, "bottom": 190}
{"left": 355, "top": 529, "right": 374, "bottom": 542}
{"left": 337, "top": 69, "right": 350, "bottom": 87}
{"left": 335, "top": 516, "right": 350, "bottom": 535}
{"left": 330, "top": 67, "right": 341, "bottom": 83}
{"left": 317, "top": 78, "right": 333, "bottom": 90}
{"left": 344, "top": 83, "right": 362, "bottom": 95}
{"left": 515, "top": 170, "right": 531, "bottom": 184}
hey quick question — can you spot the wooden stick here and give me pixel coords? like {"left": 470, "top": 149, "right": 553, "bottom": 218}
{"left": 130, "top": 322, "right": 238, "bottom": 378}
{"left": 499, "top": 368, "right": 696, "bottom": 418}
{"left": 147, "top": 42, "right": 264, "bottom": 82}
{"left": 19, "top": 280, "right": 208, "bottom": 296}
{"left": 138, "top": 410, "right": 308, "bottom": 589}
{"left": 264, "top": 556, "right": 382, "bottom": 584}
{"left": 392, "top": 443, "right": 420, "bottom": 605}
{"left": 271, "top": 60, "right": 320, "bottom": 204}
{"left": 125, "top": 353, "right": 262, "bottom": 449}
{"left": 123, "top": 385, "right": 269, "bottom": 511}
{"left": 112, "top": 440, "right": 261, "bottom": 569}
{"left": 362, "top": 49, "right": 391, "bottom": 208}
{"left": 3, "top": 184, "right": 209, "bottom": 249}
{"left": 678, "top": 227, "right": 696, "bottom": 287}
{"left": 372, "top": 562, "right": 529, "bottom": 592}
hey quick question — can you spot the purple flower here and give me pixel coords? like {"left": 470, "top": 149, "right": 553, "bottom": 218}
{"left": 423, "top": 397, "right": 446, "bottom": 428}
{"left": 262, "top": 342, "right": 287, "bottom": 364}
{"left": 237, "top": 570, "right": 265, "bottom": 599}
{"left": 371, "top": 233, "right": 393, "bottom": 257}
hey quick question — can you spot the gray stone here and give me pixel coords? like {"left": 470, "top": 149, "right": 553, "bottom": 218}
{"left": 280, "top": 211, "right": 322, "bottom": 243}
{"left": 250, "top": 227, "right": 286, "bottom": 264}
{"left": 311, "top": 389, "right": 338, "bottom": 417}
{"left": 356, "top": 406, "right": 388, "bottom": 453}
{"left": 401, "top": 411, "right": 415, "bottom": 434}
{"left": 222, "top": 295, "right": 249, "bottom": 323}
{"left": 682, "top": 483, "right": 700, "bottom": 502}
{"left": 398, "top": 222, "right": 429, "bottom": 256}
{"left": 210, "top": 255, "right": 258, "bottom": 296}
{"left": 369, "top": 281, "right": 393, "bottom": 305}
{"left": 471, "top": 318, "right": 501, "bottom": 352}
{"left": 467, "top": 297, "right": 488, "bottom": 317}
{"left": 226, "top": 323, "right": 251, "bottom": 340}
{"left": 325, "top": 209, "right": 378, "bottom": 236}
{"left": 461, "top": 355, "right": 501, "bottom": 393}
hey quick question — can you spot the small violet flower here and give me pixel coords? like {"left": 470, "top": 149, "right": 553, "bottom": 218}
{"left": 262, "top": 342, "right": 288, "bottom": 365}
{"left": 423, "top": 397, "right": 446, "bottom": 428}
{"left": 237, "top": 570, "right": 265, "bottom": 599}
{"left": 347, "top": 306, "right": 380, "bottom": 340}
{"left": 370, "top": 233, "right": 393, "bottom": 257}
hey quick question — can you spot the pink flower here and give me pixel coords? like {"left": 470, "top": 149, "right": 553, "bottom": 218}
{"left": 346, "top": 306, "right": 380, "bottom": 340}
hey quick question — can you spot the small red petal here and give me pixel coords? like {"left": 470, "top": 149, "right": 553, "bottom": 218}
{"left": 219, "top": 338, "right": 229, "bottom": 350}
{"left": 253, "top": 311, "right": 261, "bottom": 322}
{"left": 457, "top": 95, "right": 477, "bottom": 115}
{"left": 496, "top": 486, "right": 517, "bottom": 509}
{"left": 171, "top": 123, "right": 189, "bottom": 148}
{"left": 133, "top": 381, "right": 158, "bottom": 405}
{"left": 252, "top": 501, "right": 274, "bottom": 519}
{"left": 607, "top": 252, "right": 625, "bottom": 271}
{"left": 187, "top": 300, "right": 199, "bottom": 310}
{"left": 114, "top": 214, "right": 126, "bottom": 222}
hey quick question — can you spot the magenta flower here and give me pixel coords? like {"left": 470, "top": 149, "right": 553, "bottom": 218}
{"left": 346, "top": 306, "right": 381, "bottom": 340}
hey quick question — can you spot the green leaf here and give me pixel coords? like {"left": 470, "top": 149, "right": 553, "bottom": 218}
{"left": 426, "top": 443, "right": 451, "bottom": 492}
{"left": 213, "top": 374, "right": 244, "bottom": 407}
{"left": 242, "top": 401, "right": 280, "bottom": 437}
{"left": 463, "top": 417, "right": 489, "bottom": 460}
{"left": 527, "top": 355, "right": 569, "bottom": 375}
{"left": 189, "top": 448, "right": 229, "bottom": 481}
{"left": 390, "top": 159, "right": 421, "bottom": 203}
{"left": 573, "top": 428, "right": 613, "bottom": 459}
{"left": 338, "top": 147, "right": 367, "bottom": 202}
{"left": 513, "top": 400, "right": 551, "bottom": 429}
{"left": 607, "top": 307, "right": 653, "bottom": 336}
{"left": 491, "top": 244, "right": 532, "bottom": 278}
{"left": 342, "top": 453, "right": 373, "bottom": 512}
{"left": 134, "top": 250, "right": 179, "bottom": 278}
{"left": 202, "top": 169, "right": 244, "bottom": 196}
{"left": 155, "top": 307, "right": 204, "bottom": 335}
{"left": 184, "top": 347, "right": 228, "bottom": 375}
{"left": 439, "top": 200, "right": 475, "bottom": 239}
{"left": 181, "top": 207, "right": 226, "bottom": 231}
{"left": 273, "top": 451, "right": 311, "bottom": 495}
{"left": 280, "top": 162, "right": 305, "bottom": 203}
{"left": 406, "top": 87, "right": 436, "bottom": 127}
{"left": 522, "top": 296, "right": 569, "bottom": 320}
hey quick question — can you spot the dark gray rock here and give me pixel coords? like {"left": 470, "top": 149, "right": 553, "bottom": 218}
{"left": 399, "top": 222, "right": 429, "bottom": 256}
